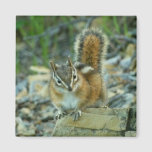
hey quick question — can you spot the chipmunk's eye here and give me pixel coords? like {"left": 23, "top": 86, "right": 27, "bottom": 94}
{"left": 57, "top": 80, "right": 61, "bottom": 84}
{"left": 73, "top": 75, "right": 77, "bottom": 80}
{"left": 56, "top": 79, "right": 62, "bottom": 85}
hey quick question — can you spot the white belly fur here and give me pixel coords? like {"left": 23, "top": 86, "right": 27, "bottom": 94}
{"left": 62, "top": 93, "right": 79, "bottom": 110}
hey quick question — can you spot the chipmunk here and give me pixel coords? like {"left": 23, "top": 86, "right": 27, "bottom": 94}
{"left": 49, "top": 28, "right": 109, "bottom": 121}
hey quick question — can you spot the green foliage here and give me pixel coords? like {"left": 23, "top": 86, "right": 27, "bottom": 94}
{"left": 123, "top": 17, "right": 129, "bottom": 36}
{"left": 101, "top": 16, "right": 131, "bottom": 36}
{"left": 101, "top": 16, "right": 113, "bottom": 35}
{"left": 16, "top": 55, "right": 20, "bottom": 74}
{"left": 113, "top": 16, "right": 121, "bottom": 34}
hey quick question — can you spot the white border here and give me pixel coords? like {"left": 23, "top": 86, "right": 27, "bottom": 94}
{"left": 0, "top": 0, "right": 152, "bottom": 151}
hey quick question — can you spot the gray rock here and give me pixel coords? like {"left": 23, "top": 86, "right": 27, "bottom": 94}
{"left": 109, "top": 93, "right": 134, "bottom": 108}
{"left": 36, "top": 122, "right": 55, "bottom": 136}
{"left": 53, "top": 126, "right": 123, "bottom": 137}
{"left": 16, "top": 96, "right": 30, "bottom": 104}
{"left": 40, "top": 106, "right": 54, "bottom": 121}
{"left": 16, "top": 117, "right": 36, "bottom": 136}
{"left": 19, "top": 108, "right": 33, "bottom": 119}
{"left": 52, "top": 108, "right": 130, "bottom": 136}
{"left": 120, "top": 58, "right": 131, "bottom": 70}
{"left": 29, "top": 81, "right": 46, "bottom": 95}
{"left": 106, "top": 55, "right": 121, "bottom": 65}
{"left": 16, "top": 79, "right": 28, "bottom": 95}
{"left": 125, "top": 131, "right": 136, "bottom": 137}
{"left": 114, "top": 73, "right": 136, "bottom": 81}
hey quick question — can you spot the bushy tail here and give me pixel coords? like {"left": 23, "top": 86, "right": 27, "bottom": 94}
{"left": 74, "top": 28, "right": 109, "bottom": 73}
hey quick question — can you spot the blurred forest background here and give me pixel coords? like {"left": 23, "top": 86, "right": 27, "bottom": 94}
{"left": 16, "top": 16, "right": 136, "bottom": 136}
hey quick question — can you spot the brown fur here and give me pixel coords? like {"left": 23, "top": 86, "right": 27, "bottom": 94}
{"left": 82, "top": 35, "right": 100, "bottom": 70}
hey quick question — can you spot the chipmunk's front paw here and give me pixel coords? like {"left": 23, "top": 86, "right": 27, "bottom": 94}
{"left": 54, "top": 111, "right": 66, "bottom": 120}
{"left": 72, "top": 110, "right": 82, "bottom": 121}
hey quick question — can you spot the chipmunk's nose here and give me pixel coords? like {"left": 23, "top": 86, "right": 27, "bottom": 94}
{"left": 68, "top": 86, "right": 72, "bottom": 91}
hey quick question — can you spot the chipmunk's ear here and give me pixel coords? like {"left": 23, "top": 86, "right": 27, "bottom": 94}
{"left": 66, "top": 57, "right": 73, "bottom": 67}
{"left": 50, "top": 61, "right": 58, "bottom": 73}
{"left": 67, "top": 57, "right": 77, "bottom": 72}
